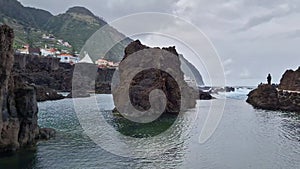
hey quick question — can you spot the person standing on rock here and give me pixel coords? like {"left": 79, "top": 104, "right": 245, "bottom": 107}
{"left": 267, "top": 73, "right": 272, "bottom": 85}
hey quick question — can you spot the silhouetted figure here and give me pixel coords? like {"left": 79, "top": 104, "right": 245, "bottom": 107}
{"left": 267, "top": 73, "right": 272, "bottom": 85}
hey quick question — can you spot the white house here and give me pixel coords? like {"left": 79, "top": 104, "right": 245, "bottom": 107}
{"left": 63, "top": 42, "right": 72, "bottom": 48}
{"left": 41, "top": 48, "right": 56, "bottom": 57}
{"left": 18, "top": 45, "right": 29, "bottom": 54}
{"left": 57, "top": 54, "right": 79, "bottom": 64}
{"left": 95, "top": 59, "right": 115, "bottom": 68}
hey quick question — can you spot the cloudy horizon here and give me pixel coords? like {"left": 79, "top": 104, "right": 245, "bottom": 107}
{"left": 19, "top": 0, "right": 300, "bottom": 86}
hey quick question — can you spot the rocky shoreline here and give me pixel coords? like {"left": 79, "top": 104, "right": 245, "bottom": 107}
{"left": 13, "top": 53, "right": 116, "bottom": 101}
{"left": 12, "top": 44, "right": 212, "bottom": 102}
{"left": 0, "top": 25, "right": 214, "bottom": 152}
{"left": 0, "top": 25, "right": 55, "bottom": 153}
{"left": 247, "top": 67, "right": 300, "bottom": 112}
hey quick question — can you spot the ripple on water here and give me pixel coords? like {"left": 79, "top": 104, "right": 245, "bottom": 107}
{"left": 1, "top": 95, "right": 300, "bottom": 169}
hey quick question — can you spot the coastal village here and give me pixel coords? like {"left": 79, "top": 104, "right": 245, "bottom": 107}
{"left": 1, "top": 0, "right": 300, "bottom": 167}
{"left": 15, "top": 33, "right": 119, "bottom": 68}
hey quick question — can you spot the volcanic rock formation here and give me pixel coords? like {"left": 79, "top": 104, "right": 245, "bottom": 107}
{"left": 247, "top": 67, "right": 300, "bottom": 112}
{"left": 0, "top": 25, "right": 55, "bottom": 152}
{"left": 113, "top": 40, "right": 197, "bottom": 119}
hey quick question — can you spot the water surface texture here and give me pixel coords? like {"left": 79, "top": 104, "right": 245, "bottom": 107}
{"left": 0, "top": 91, "right": 299, "bottom": 169}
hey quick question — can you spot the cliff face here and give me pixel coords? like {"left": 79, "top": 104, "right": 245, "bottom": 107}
{"left": 0, "top": 25, "right": 54, "bottom": 152}
{"left": 14, "top": 54, "right": 73, "bottom": 92}
{"left": 95, "top": 68, "right": 115, "bottom": 94}
{"left": 179, "top": 54, "right": 204, "bottom": 86}
{"left": 279, "top": 67, "right": 300, "bottom": 91}
{"left": 113, "top": 40, "right": 197, "bottom": 119}
{"left": 0, "top": 25, "right": 17, "bottom": 151}
{"left": 247, "top": 67, "right": 300, "bottom": 112}
{"left": 13, "top": 54, "right": 116, "bottom": 97}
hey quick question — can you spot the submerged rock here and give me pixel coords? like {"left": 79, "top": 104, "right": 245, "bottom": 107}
{"left": 37, "top": 128, "right": 56, "bottom": 140}
{"left": 0, "top": 25, "right": 55, "bottom": 153}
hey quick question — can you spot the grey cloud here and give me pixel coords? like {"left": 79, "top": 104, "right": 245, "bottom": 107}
{"left": 16, "top": 0, "right": 300, "bottom": 86}
{"left": 236, "top": 4, "right": 294, "bottom": 32}
{"left": 284, "top": 29, "right": 300, "bottom": 38}
{"left": 20, "top": 0, "right": 177, "bottom": 20}
{"left": 250, "top": 28, "right": 300, "bottom": 40}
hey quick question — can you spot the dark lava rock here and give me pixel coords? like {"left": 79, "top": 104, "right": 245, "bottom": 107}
{"left": 37, "top": 128, "right": 56, "bottom": 140}
{"left": 13, "top": 54, "right": 116, "bottom": 97}
{"left": 246, "top": 84, "right": 279, "bottom": 110}
{"left": 247, "top": 68, "right": 300, "bottom": 113}
{"left": 14, "top": 54, "right": 74, "bottom": 92}
{"left": 66, "top": 91, "right": 90, "bottom": 98}
{"left": 113, "top": 40, "right": 197, "bottom": 117}
{"left": 225, "top": 86, "right": 235, "bottom": 92}
{"left": 0, "top": 25, "right": 55, "bottom": 153}
{"left": 211, "top": 86, "right": 235, "bottom": 93}
{"left": 199, "top": 90, "right": 214, "bottom": 100}
{"left": 35, "top": 85, "right": 65, "bottom": 102}
{"left": 279, "top": 67, "right": 300, "bottom": 91}
{"left": 95, "top": 68, "right": 115, "bottom": 94}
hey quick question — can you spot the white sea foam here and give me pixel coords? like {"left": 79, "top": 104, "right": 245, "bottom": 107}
{"left": 212, "top": 87, "right": 253, "bottom": 100}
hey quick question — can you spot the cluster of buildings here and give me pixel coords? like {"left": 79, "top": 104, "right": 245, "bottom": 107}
{"left": 80, "top": 52, "right": 119, "bottom": 68}
{"left": 16, "top": 45, "right": 119, "bottom": 68}
{"left": 15, "top": 34, "right": 119, "bottom": 67}
{"left": 16, "top": 45, "right": 79, "bottom": 64}
{"left": 42, "top": 34, "right": 72, "bottom": 48}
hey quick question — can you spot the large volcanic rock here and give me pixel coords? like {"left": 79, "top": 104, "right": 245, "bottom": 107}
{"left": 113, "top": 40, "right": 197, "bottom": 120}
{"left": 246, "top": 84, "right": 279, "bottom": 110}
{"left": 279, "top": 67, "right": 300, "bottom": 91}
{"left": 247, "top": 67, "right": 300, "bottom": 112}
{"left": 0, "top": 25, "right": 55, "bottom": 152}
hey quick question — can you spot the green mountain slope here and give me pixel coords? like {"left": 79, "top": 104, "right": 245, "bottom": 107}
{"left": 0, "top": 0, "right": 132, "bottom": 61}
{"left": 43, "top": 7, "right": 107, "bottom": 51}
{"left": 0, "top": 0, "right": 52, "bottom": 28}
{"left": 43, "top": 7, "right": 132, "bottom": 61}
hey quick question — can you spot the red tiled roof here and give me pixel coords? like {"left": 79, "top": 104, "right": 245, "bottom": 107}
{"left": 59, "top": 54, "right": 73, "bottom": 57}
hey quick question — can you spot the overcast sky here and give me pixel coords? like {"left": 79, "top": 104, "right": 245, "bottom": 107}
{"left": 19, "top": 0, "right": 300, "bottom": 86}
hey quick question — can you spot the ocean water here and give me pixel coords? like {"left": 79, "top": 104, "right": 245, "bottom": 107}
{"left": 0, "top": 89, "right": 299, "bottom": 169}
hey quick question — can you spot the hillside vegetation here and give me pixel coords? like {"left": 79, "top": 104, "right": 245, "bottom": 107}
{"left": 0, "top": 0, "right": 131, "bottom": 61}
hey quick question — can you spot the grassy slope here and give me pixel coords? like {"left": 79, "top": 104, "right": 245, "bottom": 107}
{"left": 0, "top": 1, "right": 132, "bottom": 61}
